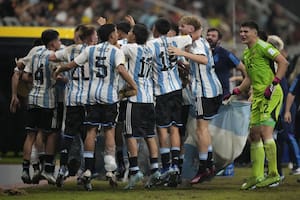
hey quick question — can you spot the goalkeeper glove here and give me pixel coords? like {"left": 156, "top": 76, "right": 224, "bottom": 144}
{"left": 264, "top": 77, "right": 281, "bottom": 100}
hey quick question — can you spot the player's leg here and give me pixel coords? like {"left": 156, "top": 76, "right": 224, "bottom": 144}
{"left": 241, "top": 99, "right": 265, "bottom": 190}
{"left": 256, "top": 94, "right": 283, "bottom": 188}
{"left": 22, "top": 131, "right": 36, "bottom": 184}
{"left": 190, "top": 118, "right": 211, "bottom": 184}
{"left": 57, "top": 106, "right": 85, "bottom": 187}
{"left": 39, "top": 108, "right": 57, "bottom": 185}
{"left": 102, "top": 103, "right": 119, "bottom": 187}
{"left": 124, "top": 137, "right": 143, "bottom": 189}
{"left": 79, "top": 126, "right": 97, "bottom": 190}
{"left": 155, "top": 93, "right": 172, "bottom": 180}
{"left": 115, "top": 101, "right": 127, "bottom": 180}
{"left": 191, "top": 96, "right": 221, "bottom": 184}
{"left": 169, "top": 125, "right": 181, "bottom": 187}
{"left": 22, "top": 108, "right": 38, "bottom": 184}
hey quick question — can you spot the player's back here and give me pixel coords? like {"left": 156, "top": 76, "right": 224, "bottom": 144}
{"left": 81, "top": 42, "right": 125, "bottom": 104}
{"left": 122, "top": 43, "right": 154, "bottom": 103}
{"left": 56, "top": 44, "right": 89, "bottom": 106}
{"left": 24, "top": 48, "right": 57, "bottom": 108}
{"left": 147, "top": 35, "right": 192, "bottom": 96}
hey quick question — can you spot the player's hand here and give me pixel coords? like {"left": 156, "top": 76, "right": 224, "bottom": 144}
{"left": 284, "top": 111, "right": 292, "bottom": 123}
{"left": 223, "top": 87, "right": 241, "bottom": 100}
{"left": 264, "top": 77, "right": 280, "bottom": 100}
{"left": 124, "top": 15, "right": 135, "bottom": 26}
{"left": 119, "top": 86, "right": 137, "bottom": 100}
{"left": 10, "top": 95, "right": 20, "bottom": 113}
{"left": 97, "top": 17, "right": 106, "bottom": 26}
{"left": 177, "top": 60, "right": 190, "bottom": 87}
{"left": 168, "top": 46, "right": 183, "bottom": 56}
{"left": 53, "top": 66, "right": 61, "bottom": 79}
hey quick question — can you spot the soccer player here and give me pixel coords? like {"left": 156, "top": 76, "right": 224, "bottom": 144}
{"left": 168, "top": 15, "right": 223, "bottom": 184}
{"left": 119, "top": 23, "right": 160, "bottom": 189}
{"left": 284, "top": 73, "right": 300, "bottom": 175}
{"left": 11, "top": 42, "right": 45, "bottom": 184}
{"left": 234, "top": 21, "right": 288, "bottom": 189}
{"left": 115, "top": 20, "right": 131, "bottom": 181}
{"left": 49, "top": 24, "right": 98, "bottom": 187}
{"left": 265, "top": 35, "right": 300, "bottom": 178}
{"left": 21, "top": 29, "right": 62, "bottom": 185}
{"left": 54, "top": 24, "right": 137, "bottom": 191}
{"left": 147, "top": 18, "right": 192, "bottom": 187}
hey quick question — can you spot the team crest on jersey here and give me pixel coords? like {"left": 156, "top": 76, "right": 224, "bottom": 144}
{"left": 267, "top": 48, "right": 276, "bottom": 56}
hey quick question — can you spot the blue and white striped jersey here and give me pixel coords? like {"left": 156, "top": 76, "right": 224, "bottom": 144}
{"left": 121, "top": 43, "right": 154, "bottom": 103}
{"left": 189, "top": 37, "right": 223, "bottom": 98}
{"left": 20, "top": 45, "right": 46, "bottom": 67}
{"left": 24, "top": 48, "right": 57, "bottom": 108}
{"left": 147, "top": 35, "right": 192, "bottom": 96}
{"left": 118, "top": 38, "right": 128, "bottom": 47}
{"left": 55, "top": 44, "right": 89, "bottom": 106}
{"left": 74, "top": 41, "right": 125, "bottom": 104}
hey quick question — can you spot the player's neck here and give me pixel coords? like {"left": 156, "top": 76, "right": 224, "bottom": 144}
{"left": 247, "top": 37, "right": 258, "bottom": 48}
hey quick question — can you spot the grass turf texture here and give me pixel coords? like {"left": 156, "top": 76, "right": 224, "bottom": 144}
{"left": 1, "top": 167, "right": 300, "bottom": 200}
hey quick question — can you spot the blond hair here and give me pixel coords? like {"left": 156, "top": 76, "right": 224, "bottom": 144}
{"left": 179, "top": 16, "right": 202, "bottom": 31}
{"left": 267, "top": 35, "right": 284, "bottom": 51}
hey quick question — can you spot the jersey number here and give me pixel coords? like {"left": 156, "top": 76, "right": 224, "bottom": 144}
{"left": 95, "top": 56, "right": 107, "bottom": 78}
{"left": 72, "top": 65, "right": 89, "bottom": 80}
{"left": 159, "top": 52, "right": 177, "bottom": 71}
{"left": 138, "top": 57, "right": 152, "bottom": 77}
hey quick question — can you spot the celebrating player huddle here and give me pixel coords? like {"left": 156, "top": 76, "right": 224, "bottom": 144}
{"left": 12, "top": 14, "right": 288, "bottom": 191}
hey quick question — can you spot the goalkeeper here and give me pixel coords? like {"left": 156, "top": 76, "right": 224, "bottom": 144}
{"left": 233, "top": 21, "right": 288, "bottom": 190}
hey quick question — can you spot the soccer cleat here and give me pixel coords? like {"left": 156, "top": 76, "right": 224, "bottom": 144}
{"left": 106, "top": 171, "right": 118, "bottom": 188}
{"left": 290, "top": 167, "right": 300, "bottom": 175}
{"left": 77, "top": 169, "right": 93, "bottom": 191}
{"left": 168, "top": 165, "right": 180, "bottom": 187}
{"left": 31, "top": 169, "right": 41, "bottom": 184}
{"left": 208, "top": 165, "right": 216, "bottom": 179}
{"left": 21, "top": 170, "right": 32, "bottom": 184}
{"left": 240, "top": 176, "right": 263, "bottom": 190}
{"left": 156, "top": 167, "right": 173, "bottom": 185}
{"left": 124, "top": 171, "right": 144, "bottom": 190}
{"left": 190, "top": 168, "right": 211, "bottom": 184}
{"left": 145, "top": 170, "right": 161, "bottom": 188}
{"left": 41, "top": 171, "right": 56, "bottom": 185}
{"left": 116, "top": 165, "right": 126, "bottom": 180}
{"left": 56, "top": 166, "right": 69, "bottom": 187}
{"left": 256, "top": 174, "right": 280, "bottom": 188}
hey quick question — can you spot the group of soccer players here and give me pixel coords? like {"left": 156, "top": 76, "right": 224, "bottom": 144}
{"left": 11, "top": 13, "right": 290, "bottom": 191}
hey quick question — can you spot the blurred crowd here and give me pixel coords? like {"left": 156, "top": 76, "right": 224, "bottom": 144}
{"left": 1, "top": 0, "right": 300, "bottom": 46}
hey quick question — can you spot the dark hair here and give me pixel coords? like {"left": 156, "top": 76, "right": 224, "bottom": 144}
{"left": 97, "top": 24, "right": 116, "bottom": 42}
{"left": 79, "top": 25, "right": 96, "bottom": 41}
{"left": 32, "top": 38, "right": 43, "bottom": 47}
{"left": 75, "top": 24, "right": 85, "bottom": 32}
{"left": 240, "top": 21, "right": 259, "bottom": 32}
{"left": 132, "top": 23, "right": 149, "bottom": 44}
{"left": 207, "top": 27, "right": 222, "bottom": 40}
{"left": 41, "top": 29, "right": 59, "bottom": 46}
{"left": 170, "top": 23, "right": 179, "bottom": 36}
{"left": 116, "top": 21, "right": 131, "bottom": 34}
{"left": 154, "top": 18, "right": 171, "bottom": 35}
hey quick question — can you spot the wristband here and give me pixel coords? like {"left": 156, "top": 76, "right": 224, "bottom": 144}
{"left": 272, "top": 76, "right": 281, "bottom": 85}
{"left": 232, "top": 87, "right": 241, "bottom": 95}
